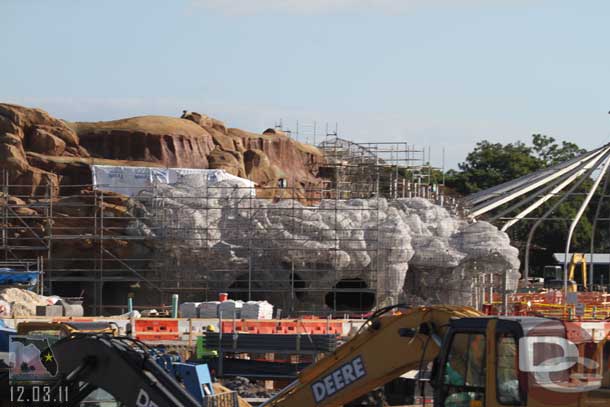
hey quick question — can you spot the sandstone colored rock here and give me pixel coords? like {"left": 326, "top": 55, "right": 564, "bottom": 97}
{"left": 10, "top": 167, "right": 59, "bottom": 196}
{"left": 0, "top": 288, "right": 52, "bottom": 317}
{"left": 208, "top": 147, "right": 245, "bottom": 177}
{"left": 72, "top": 116, "right": 216, "bottom": 168}
{"left": 31, "top": 124, "right": 80, "bottom": 147}
{"left": 0, "top": 137, "right": 29, "bottom": 172}
{"left": 0, "top": 103, "right": 85, "bottom": 195}
{"left": 0, "top": 104, "right": 80, "bottom": 147}
{"left": 243, "top": 149, "right": 281, "bottom": 185}
{"left": 181, "top": 112, "right": 324, "bottom": 200}
{"left": 0, "top": 115, "right": 21, "bottom": 136}
{"left": 181, "top": 111, "right": 227, "bottom": 134}
{"left": 28, "top": 127, "right": 67, "bottom": 156}
{"left": 229, "top": 128, "right": 322, "bottom": 189}
{"left": 0, "top": 104, "right": 325, "bottom": 204}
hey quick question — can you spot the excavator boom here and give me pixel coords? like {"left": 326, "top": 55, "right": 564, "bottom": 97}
{"left": 263, "top": 305, "right": 482, "bottom": 407}
{"left": 568, "top": 253, "right": 587, "bottom": 289}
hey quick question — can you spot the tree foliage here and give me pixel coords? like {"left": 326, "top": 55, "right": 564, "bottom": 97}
{"left": 446, "top": 135, "right": 586, "bottom": 195}
{"left": 531, "top": 134, "right": 585, "bottom": 166}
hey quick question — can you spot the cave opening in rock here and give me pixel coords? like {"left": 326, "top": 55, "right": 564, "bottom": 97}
{"left": 291, "top": 273, "right": 306, "bottom": 301}
{"left": 243, "top": 150, "right": 259, "bottom": 176}
{"left": 324, "top": 278, "right": 375, "bottom": 312}
{"left": 227, "top": 273, "right": 253, "bottom": 302}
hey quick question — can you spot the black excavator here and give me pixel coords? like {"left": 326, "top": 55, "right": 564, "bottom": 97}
{"left": 1, "top": 334, "right": 238, "bottom": 407}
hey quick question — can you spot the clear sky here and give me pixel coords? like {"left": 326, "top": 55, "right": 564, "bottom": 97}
{"left": 2, "top": 0, "right": 610, "bottom": 168}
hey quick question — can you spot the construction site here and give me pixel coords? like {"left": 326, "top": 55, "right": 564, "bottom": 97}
{"left": 0, "top": 133, "right": 471, "bottom": 316}
{"left": 2, "top": 103, "right": 610, "bottom": 407}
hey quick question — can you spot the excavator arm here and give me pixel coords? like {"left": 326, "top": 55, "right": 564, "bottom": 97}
{"left": 50, "top": 335, "right": 201, "bottom": 407}
{"left": 263, "top": 305, "right": 482, "bottom": 407}
{"left": 568, "top": 253, "right": 587, "bottom": 290}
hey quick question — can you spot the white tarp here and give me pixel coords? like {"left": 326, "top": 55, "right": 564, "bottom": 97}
{"left": 90, "top": 165, "right": 256, "bottom": 197}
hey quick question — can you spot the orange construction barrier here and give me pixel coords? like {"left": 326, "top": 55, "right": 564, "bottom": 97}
{"left": 221, "top": 319, "right": 342, "bottom": 335}
{"left": 135, "top": 319, "right": 179, "bottom": 341}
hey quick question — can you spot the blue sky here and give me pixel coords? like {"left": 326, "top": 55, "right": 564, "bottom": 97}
{"left": 2, "top": 0, "right": 610, "bottom": 168}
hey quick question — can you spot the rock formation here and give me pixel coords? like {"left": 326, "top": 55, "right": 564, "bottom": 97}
{"left": 0, "top": 102, "right": 521, "bottom": 312}
{"left": 128, "top": 174, "right": 520, "bottom": 310}
{"left": 0, "top": 103, "right": 325, "bottom": 201}
{"left": 72, "top": 116, "right": 216, "bottom": 168}
{"left": 0, "top": 103, "right": 85, "bottom": 195}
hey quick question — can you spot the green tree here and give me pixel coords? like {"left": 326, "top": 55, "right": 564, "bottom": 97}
{"left": 446, "top": 140, "right": 542, "bottom": 194}
{"left": 531, "top": 134, "right": 586, "bottom": 166}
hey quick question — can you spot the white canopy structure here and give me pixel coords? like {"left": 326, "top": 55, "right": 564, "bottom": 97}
{"left": 462, "top": 143, "right": 610, "bottom": 292}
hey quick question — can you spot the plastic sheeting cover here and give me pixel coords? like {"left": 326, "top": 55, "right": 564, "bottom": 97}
{"left": 90, "top": 165, "right": 255, "bottom": 197}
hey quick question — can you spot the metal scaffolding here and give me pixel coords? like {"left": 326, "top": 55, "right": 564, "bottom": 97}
{"left": 0, "top": 137, "right": 450, "bottom": 315}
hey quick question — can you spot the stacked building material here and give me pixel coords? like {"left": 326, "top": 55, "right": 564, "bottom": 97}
{"left": 179, "top": 302, "right": 201, "bottom": 318}
{"left": 241, "top": 301, "right": 273, "bottom": 320}
{"left": 199, "top": 301, "right": 221, "bottom": 318}
{"left": 205, "top": 333, "right": 337, "bottom": 354}
{"left": 218, "top": 300, "right": 243, "bottom": 318}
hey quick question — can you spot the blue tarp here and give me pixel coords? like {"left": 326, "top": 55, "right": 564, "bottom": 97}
{"left": 0, "top": 268, "right": 40, "bottom": 287}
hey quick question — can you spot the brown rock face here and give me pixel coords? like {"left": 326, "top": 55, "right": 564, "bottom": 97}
{"left": 181, "top": 111, "right": 325, "bottom": 199}
{"left": 0, "top": 103, "right": 80, "bottom": 195}
{"left": 208, "top": 148, "right": 244, "bottom": 177}
{"left": 0, "top": 134, "right": 29, "bottom": 172}
{"left": 0, "top": 103, "right": 328, "bottom": 312}
{"left": 72, "top": 116, "right": 216, "bottom": 168}
{"left": 28, "top": 127, "right": 67, "bottom": 155}
{"left": 0, "top": 103, "right": 325, "bottom": 202}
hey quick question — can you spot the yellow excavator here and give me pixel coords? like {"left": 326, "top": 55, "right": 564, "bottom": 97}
{"left": 568, "top": 253, "right": 588, "bottom": 290}
{"left": 5, "top": 305, "right": 609, "bottom": 406}
{"left": 263, "top": 304, "right": 610, "bottom": 407}
{"left": 544, "top": 253, "right": 588, "bottom": 292}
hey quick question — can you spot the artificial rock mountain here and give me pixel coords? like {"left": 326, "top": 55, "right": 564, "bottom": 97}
{"left": 0, "top": 103, "right": 520, "bottom": 311}
{"left": 0, "top": 103, "right": 324, "bottom": 199}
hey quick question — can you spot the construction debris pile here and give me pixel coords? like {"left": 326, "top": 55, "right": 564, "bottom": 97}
{"left": 222, "top": 377, "right": 276, "bottom": 400}
{"left": 129, "top": 174, "right": 520, "bottom": 309}
{"left": 0, "top": 288, "right": 55, "bottom": 317}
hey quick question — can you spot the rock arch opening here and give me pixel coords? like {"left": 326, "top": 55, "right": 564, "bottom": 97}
{"left": 291, "top": 273, "right": 306, "bottom": 301}
{"left": 324, "top": 278, "right": 375, "bottom": 312}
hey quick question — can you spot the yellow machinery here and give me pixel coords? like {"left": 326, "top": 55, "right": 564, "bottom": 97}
{"left": 16, "top": 320, "right": 118, "bottom": 338}
{"left": 568, "top": 253, "right": 588, "bottom": 290}
{"left": 543, "top": 253, "right": 588, "bottom": 292}
{"left": 263, "top": 305, "right": 610, "bottom": 407}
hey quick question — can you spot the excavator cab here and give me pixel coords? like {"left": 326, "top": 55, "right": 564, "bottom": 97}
{"left": 433, "top": 316, "right": 609, "bottom": 407}
{"left": 543, "top": 254, "right": 588, "bottom": 292}
{"left": 261, "top": 306, "right": 610, "bottom": 407}
{"left": 543, "top": 265, "right": 578, "bottom": 292}
{"left": 433, "top": 318, "right": 524, "bottom": 407}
